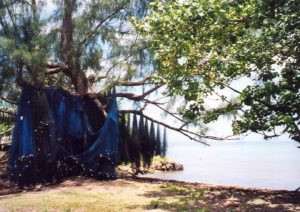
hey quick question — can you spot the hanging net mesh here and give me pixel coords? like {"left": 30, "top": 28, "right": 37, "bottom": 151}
{"left": 8, "top": 85, "right": 166, "bottom": 186}
{"left": 8, "top": 85, "right": 119, "bottom": 186}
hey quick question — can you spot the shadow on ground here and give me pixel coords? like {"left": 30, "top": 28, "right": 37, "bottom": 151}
{"left": 141, "top": 181, "right": 300, "bottom": 212}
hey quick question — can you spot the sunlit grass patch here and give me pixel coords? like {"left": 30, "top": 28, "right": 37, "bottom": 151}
{"left": 0, "top": 181, "right": 158, "bottom": 211}
{"left": 145, "top": 182, "right": 208, "bottom": 211}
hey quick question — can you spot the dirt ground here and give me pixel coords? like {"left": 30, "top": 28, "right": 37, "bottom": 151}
{"left": 0, "top": 151, "right": 300, "bottom": 211}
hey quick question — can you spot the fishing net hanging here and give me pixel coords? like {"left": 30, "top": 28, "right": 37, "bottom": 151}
{"left": 8, "top": 84, "right": 119, "bottom": 186}
{"left": 8, "top": 84, "right": 167, "bottom": 187}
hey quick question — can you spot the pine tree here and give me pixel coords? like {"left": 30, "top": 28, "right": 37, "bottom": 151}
{"left": 0, "top": 0, "right": 153, "bottom": 104}
{"left": 0, "top": 0, "right": 213, "bottom": 157}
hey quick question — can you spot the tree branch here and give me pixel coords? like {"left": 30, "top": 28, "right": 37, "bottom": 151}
{"left": 119, "top": 76, "right": 152, "bottom": 86}
{"left": 3, "top": 0, "right": 21, "bottom": 42}
{"left": 0, "top": 96, "right": 18, "bottom": 105}
{"left": 0, "top": 0, "right": 19, "bottom": 8}
{"left": 119, "top": 109, "right": 209, "bottom": 145}
{"left": 79, "top": 0, "right": 129, "bottom": 52}
{"left": 116, "top": 84, "right": 163, "bottom": 101}
{"left": 46, "top": 63, "right": 69, "bottom": 75}
{"left": 0, "top": 17, "right": 9, "bottom": 36}
{"left": 0, "top": 108, "right": 15, "bottom": 116}
{"left": 141, "top": 97, "right": 238, "bottom": 141}
{"left": 143, "top": 98, "right": 186, "bottom": 123}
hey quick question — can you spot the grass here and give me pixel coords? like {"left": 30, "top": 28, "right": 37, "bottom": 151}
{"left": 145, "top": 183, "right": 208, "bottom": 211}
{"left": 0, "top": 177, "right": 299, "bottom": 211}
{"left": 0, "top": 180, "right": 209, "bottom": 212}
{"left": 1, "top": 187, "right": 151, "bottom": 211}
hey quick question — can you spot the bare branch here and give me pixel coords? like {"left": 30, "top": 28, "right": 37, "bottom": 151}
{"left": 116, "top": 84, "right": 163, "bottom": 101}
{"left": 46, "top": 63, "right": 69, "bottom": 75}
{"left": 101, "top": 34, "right": 139, "bottom": 78}
{"left": 0, "top": 108, "right": 16, "bottom": 116}
{"left": 46, "top": 68, "right": 63, "bottom": 75}
{"left": 143, "top": 98, "right": 167, "bottom": 105}
{"left": 141, "top": 97, "right": 238, "bottom": 141}
{"left": 0, "top": 96, "right": 18, "bottom": 105}
{"left": 119, "top": 110, "right": 209, "bottom": 145}
{"left": 119, "top": 76, "right": 152, "bottom": 86}
{"left": 143, "top": 98, "right": 186, "bottom": 123}
{"left": 104, "top": 54, "right": 132, "bottom": 76}
{"left": 0, "top": 17, "right": 9, "bottom": 36}
{"left": 88, "top": 75, "right": 107, "bottom": 83}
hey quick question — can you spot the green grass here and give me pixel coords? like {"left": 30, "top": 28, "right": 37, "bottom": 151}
{"left": 0, "top": 180, "right": 209, "bottom": 212}
{"left": 145, "top": 183, "right": 208, "bottom": 211}
{"left": 0, "top": 178, "right": 294, "bottom": 211}
{"left": 0, "top": 184, "right": 156, "bottom": 211}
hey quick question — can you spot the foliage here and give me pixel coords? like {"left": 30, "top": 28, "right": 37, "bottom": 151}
{"left": 135, "top": 0, "right": 300, "bottom": 143}
{"left": 0, "top": 0, "right": 221, "bottom": 148}
{"left": 0, "top": 123, "right": 10, "bottom": 137}
{"left": 1, "top": 1, "right": 173, "bottom": 176}
{"left": 0, "top": 106, "right": 14, "bottom": 137}
{"left": 0, "top": 0, "right": 152, "bottom": 97}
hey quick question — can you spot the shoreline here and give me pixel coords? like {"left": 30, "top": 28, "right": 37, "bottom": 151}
{"left": 1, "top": 175, "right": 298, "bottom": 196}
{"left": 141, "top": 172, "right": 300, "bottom": 192}
{"left": 132, "top": 176, "right": 299, "bottom": 193}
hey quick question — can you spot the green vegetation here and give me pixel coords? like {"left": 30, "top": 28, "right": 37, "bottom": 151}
{"left": 0, "top": 123, "right": 10, "bottom": 137}
{"left": 0, "top": 0, "right": 159, "bottom": 128}
{"left": 135, "top": 0, "right": 300, "bottom": 143}
{"left": 0, "top": 0, "right": 214, "bottom": 145}
{"left": 1, "top": 178, "right": 298, "bottom": 211}
{"left": 147, "top": 183, "right": 208, "bottom": 211}
{"left": 0, "top": 0, "right": 152, "bottom": 95}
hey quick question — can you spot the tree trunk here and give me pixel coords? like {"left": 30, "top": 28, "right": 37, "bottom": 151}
{"left": 60, "top": 0, "right": 107, "bottom": 119}
{"left": 61, "top": 0, "right": 87, "bottom": 94}
{"left": 70, "top": 63, "right": 89, "bottom": 96}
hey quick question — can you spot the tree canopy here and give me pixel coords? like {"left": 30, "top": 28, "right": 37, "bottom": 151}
{"left": 2, "top": 0, "right": 299, "bottom": 144}
{"left": 0, "top": 0, "right": 222, "bottom": 144}
{"left": 0, "top": 0, "right": 153, "bottom": 94}
{"left": 135, "top": 0, "right": 300, "bottom": 143}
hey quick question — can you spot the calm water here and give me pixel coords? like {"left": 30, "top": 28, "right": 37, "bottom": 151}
{"left": 146, "top": 139, "right": 300, "bottom": 191}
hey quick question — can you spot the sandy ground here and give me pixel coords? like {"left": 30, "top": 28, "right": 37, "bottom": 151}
{"left": 0, "top": 152, "right": 300, "bottom": 211}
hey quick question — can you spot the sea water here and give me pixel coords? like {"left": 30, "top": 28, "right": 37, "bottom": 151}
{"left": 146, "top": 138, "right": 300, "bottom": 191}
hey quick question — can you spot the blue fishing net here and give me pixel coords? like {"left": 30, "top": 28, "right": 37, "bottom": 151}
{"left": 8, "top": 84, "right": 119, "bottom": 186}
{"left": 8, "top": 84, "right": 165, "bottom": 187}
